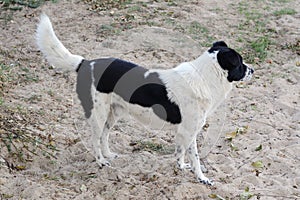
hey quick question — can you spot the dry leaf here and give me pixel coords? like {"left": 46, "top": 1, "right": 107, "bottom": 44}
{"left": 251, "top": 161, "right": 264, "bottom": 168}
{"left": 226, "top": 131, "right": 237, "bottom": 140}
{"left": 208, "top": 194, "right": 226, "bottom": 200}
{"left": 15, "top": 165, "right": 26, "bottom": 170}
{"left": 255, "top": 144, "right": 262, "bottom": 151}
{"left": 236, "top": 82, "right": 245, "bottom": 88}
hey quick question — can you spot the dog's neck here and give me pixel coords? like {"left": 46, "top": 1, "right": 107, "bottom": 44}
{"left": 190, "top": 51, "right": 227, "bottom": 81}
{"left": 188, "top": 51, "right": 233, "bottom": 98}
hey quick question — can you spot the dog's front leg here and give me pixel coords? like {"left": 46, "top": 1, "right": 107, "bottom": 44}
{"left": 175, "top": 145, "right": 191, "bottom": 170}
{"left": 187, "top": 139, "right": 213, "bottom": 185}
{"left": 87, "top": 112, "right": 111, "bottom": 167}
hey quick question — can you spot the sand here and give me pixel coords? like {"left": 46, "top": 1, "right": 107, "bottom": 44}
{"left": 0, "top": 0, "right": 299, "bottom": 199}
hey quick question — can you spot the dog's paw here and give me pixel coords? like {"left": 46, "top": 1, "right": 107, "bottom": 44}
{"left": 177, "top": 162, "right": 192, "bottom": 170}
{"left": 197, "top": 176, "right": 214, "bottom": 186}
{"left": 103, "top": 152, "right": 119, "bottom": 160}
{"left": 200, "top": 164, "right": 208, "bottom": 173}
{"left": 96, "top": 158, "right": 111, "bottom": 168}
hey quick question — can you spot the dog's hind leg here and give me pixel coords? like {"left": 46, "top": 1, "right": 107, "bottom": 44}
{"left": 101, "top": 109, "right": 118, "bottom": 159}
{"left": 88, "top": 93, "right": 112, "bottom": 167}
{"left": 101, "top": 102, "right": 125, "bottom": 159}
{"left": 88, "top": 111, "right": 111, "bottom": 167}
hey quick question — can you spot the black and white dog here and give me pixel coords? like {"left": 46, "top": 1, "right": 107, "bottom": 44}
{"left": 36, "top": 14, "right": 253, "bottom": 185}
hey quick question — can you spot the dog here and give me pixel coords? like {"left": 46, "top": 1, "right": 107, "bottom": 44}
{"left": 36, "top": 14, "right": 254, "bottom": 185}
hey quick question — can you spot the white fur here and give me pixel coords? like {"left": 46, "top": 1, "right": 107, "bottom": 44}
{"left": 36, "top": 14, "right": 83, "bottom": 70}
{"left": 242, "top": 67, "right": 253, "bottom": 81}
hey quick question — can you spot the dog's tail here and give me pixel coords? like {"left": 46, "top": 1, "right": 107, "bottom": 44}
{"left": 36, "top": 14, "right": 84, "bottom": 71}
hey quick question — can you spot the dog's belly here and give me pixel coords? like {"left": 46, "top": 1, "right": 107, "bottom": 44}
{"left": 111, "top": 94, "right": 177, "bottom": 131}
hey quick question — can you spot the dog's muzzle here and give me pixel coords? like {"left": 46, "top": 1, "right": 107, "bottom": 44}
{"left": 242, "top": 67, "right": 254, "bottom": 81}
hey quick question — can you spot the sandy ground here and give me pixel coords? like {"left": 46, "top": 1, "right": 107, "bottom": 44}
{"left": 0, "top": 0, "right": 299, "bottom": 199}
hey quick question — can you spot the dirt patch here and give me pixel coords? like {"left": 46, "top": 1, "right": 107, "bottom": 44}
{"left": 0, "top": 0, "right": 299, "bottom": 199}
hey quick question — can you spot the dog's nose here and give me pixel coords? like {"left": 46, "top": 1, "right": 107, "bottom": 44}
{"left": 250, "top": 68, "right": 254, "bottom": 74}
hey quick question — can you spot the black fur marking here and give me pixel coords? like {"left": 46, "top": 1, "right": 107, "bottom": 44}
{"left": 77, "top": 58, "right": 182, "bottom": 124}
{"left": 212, "top": 41, "right": 228, "bottom": 48}
{"left": 75, "top": 59, "right": 85, "bottom": 72}
{"left": 176, "top": 146, "right": 182, "bottom": 154}
{"left": 104, "top": 121, "right": 110, "bottom": 129}
{"left": 76, "top": 60, "right": 94, "bottom": 118}
{"left": 208, "top": 41, "right": 247, "bottom": 82}
{"left": 188, "top": 147, "right": 192, "bottom": 154}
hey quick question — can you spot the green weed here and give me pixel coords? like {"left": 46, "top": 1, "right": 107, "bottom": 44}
{"left": 127, "top": 5, "right": 142, "bottom": 12}
{"left": 187, "top": 21, "right": 215, "bottom": 47}
{"left": 20, "top": 67, "right": 39, "bottom": 83}
{"left": 250, "top": 36, "right": 271, "bottom": 61}
{"left": 188, "top": 21, "right": 209, "bottom": 35}
{"left": 281, "top": 40, "right": 300, "bottom": 55}
{"left": 271, "top": 0, "right": 291, "bottom": 3}
{"left": 0, "top": 0, "right": 55, "bottom": 25}
{"left": 273, "top": 8, "right": 297, "bottom": 16}
{"left": 0, "top": 0, "right": 53, "bottom": 9}
{"left": 0, "top": 63, "right": 13, "bottom": 104}
{"left": 130, "top": 140, "right": 174, "bottom": 155}
{"left": 235, "top": 1, "right": 277, "bottom": 63}
{"left": 84, "top": 0, "right": 132, "bottom": 11}
{"left": 0, "top": 63, "right": 12, "bottom": 83}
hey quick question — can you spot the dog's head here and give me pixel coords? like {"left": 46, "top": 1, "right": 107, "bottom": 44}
{"left": 208, "top": 41, "right": 254, "bottom": 82}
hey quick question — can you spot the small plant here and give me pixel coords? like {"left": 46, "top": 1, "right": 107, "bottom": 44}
{"left": 234, "top": 1, "right": 278, "bottom": 64}
{"left": 225, "top": 126, "right": 249, "bottom": 141}
{"left": 0, "top": 63, "right": 13, "bottom": 105}
{"left": 282, "top": 39, "right": 300, "bottom": 55}
{"left": 188, "top": 21, "right": 209, "bottom": 36}
{"left": 241, "top": 36, "right": 272, "bottom": 63}
{"left": 240, "top": 187, "right": 254, "bottom": 200}
{"left": 186, "top": 21, "right": 215, "bottom": 47}
{"left": 0, "top": 0, "right": 54, "bottom": 24}
{"left": 84, "top": 0, "right": 132, "bottom": 11}
{"left": 250, "top": 36, "right": 271, "bottom": 61}
{"left": 130, "top": 140, "right": 174, "bottom": 155}
{"left": 0, "top": 0, "right": 53, "bottom": 9}
{"left": 273, "top": 8, "right": 297, "bottom": 16}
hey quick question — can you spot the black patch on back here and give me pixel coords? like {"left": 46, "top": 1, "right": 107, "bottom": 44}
{"left": 77, "top": 58, "right": 182, "bottom": 124}
{"left": 208, "top": 41, "right": 247, "bottom": 82}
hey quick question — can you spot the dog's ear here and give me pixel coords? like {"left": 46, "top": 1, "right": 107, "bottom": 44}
{"left": 217, "top": 48, "right": 242, "bottom": 71}
{"left": 208, "top": 41, "right": 228, "bottom": 53}
{"left": 213, "top": 41, "right": 228, "bottom": 48}
{"left": 217, "top": 48, "right": 245, "bottom": 82}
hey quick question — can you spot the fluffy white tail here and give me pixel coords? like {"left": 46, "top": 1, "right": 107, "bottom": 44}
{"left": 36, "top": 14, "right": 84, "bottom": 71}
